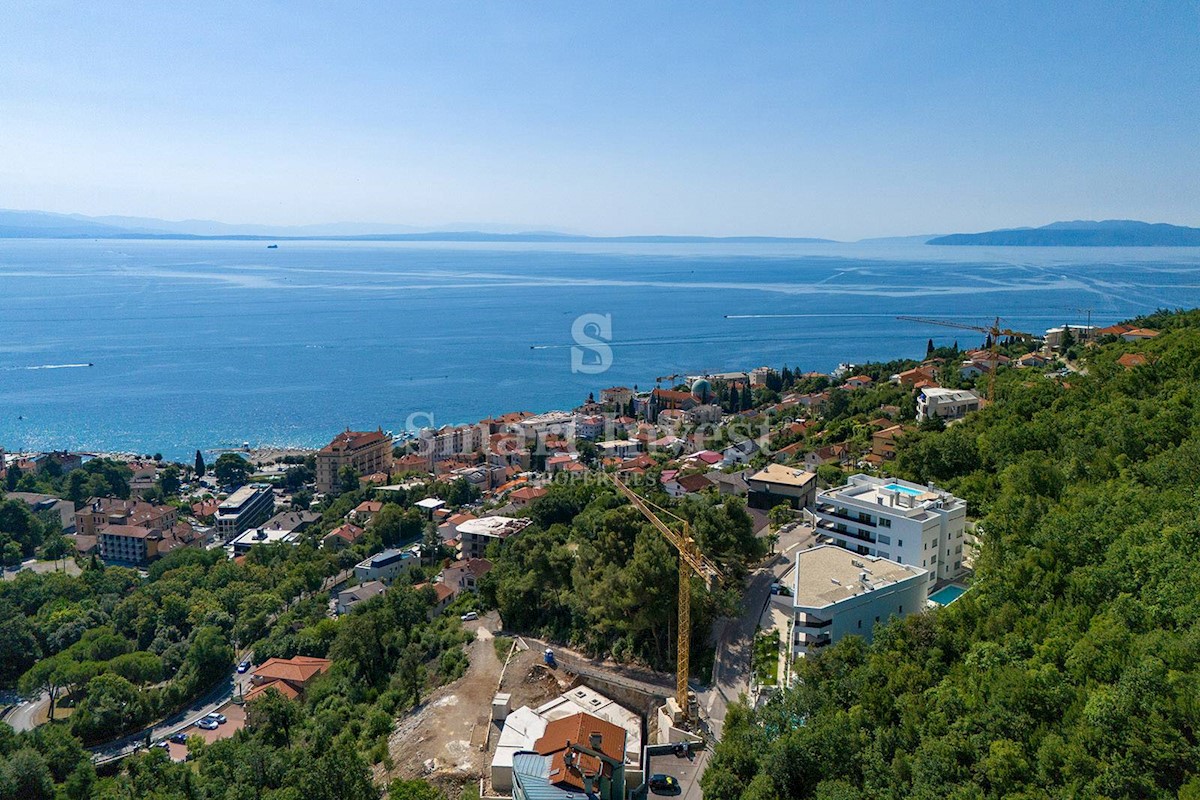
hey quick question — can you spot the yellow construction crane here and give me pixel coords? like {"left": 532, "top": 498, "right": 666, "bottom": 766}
{"left": 608, "top": 472, "right": 722, "bottom": 719}
{"left": 896, "top": 315, "right": 1033, "bottom": 401}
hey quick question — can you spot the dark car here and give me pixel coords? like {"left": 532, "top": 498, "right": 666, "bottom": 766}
{"left": 168, "top": 733, "right": 188, "bottom": 744}
{"left": 648, "top": 774, "right": 680, "bottom": 794}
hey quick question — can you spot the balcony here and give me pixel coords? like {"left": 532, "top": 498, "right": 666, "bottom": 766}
{"left": 815, "top": 504, "right": 876, "bottom": 527}
{"left": 816, "top": 519, "right": 876, "bottom": 545}
{"left": 795, "top": 616, "right": 831, "bottom": 630}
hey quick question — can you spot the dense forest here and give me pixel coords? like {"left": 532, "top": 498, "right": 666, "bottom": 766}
{"left": 480, "top": 479, "right": 765, "bottom": 671}
{"left": 702, "top": 309, "right": 1200, "bottom": 799}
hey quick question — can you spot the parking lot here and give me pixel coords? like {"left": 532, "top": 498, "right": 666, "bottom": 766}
{"left": 165, "top": 701, "right": 245, "bottom": 761}
{"left": 644, "top": 745, "right": 707, "bottom": 800}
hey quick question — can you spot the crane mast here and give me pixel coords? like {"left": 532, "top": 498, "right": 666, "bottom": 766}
{"left": 608, "top": 473, "right": 722, "bottom": 718}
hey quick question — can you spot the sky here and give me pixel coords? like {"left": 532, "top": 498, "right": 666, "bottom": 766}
{"left": 1, "top": 2, "right": 1198, "bottom": 239}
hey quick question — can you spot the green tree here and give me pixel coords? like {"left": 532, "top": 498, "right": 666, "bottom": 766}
{"left": 213, "top": 453, "right": 252, "bottom": 487}
{"left": 246, "top": 686, "right": 302, "bottom": 747}
{"left": 156, "top": 465, "right": 181, "bottom": 496}
{"left": 195, "top": 449, "right": 206, "bottom": 478}
{"left": 0, "top": 747, "right": 54, "bottom": 800}
{"left": 338, "top": 465, "right": 360, "bottom": 494}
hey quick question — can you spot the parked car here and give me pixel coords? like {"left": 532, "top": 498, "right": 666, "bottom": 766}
{"left": 205, "top": 712, "right": 227, "bottom": 724}
{"left": 460, "top": 611, "right": 478, "bottom": 621}
{"left": 168, "top": 733, "right": 188, "bottom": 744}
{"left": 237, "top": 660, "right": 251, "bottom": 674}
{"left": 155, "top": 741, "right": 170, "bottom": 749}
{"left": 196, "top": 719, "right": 219, "bottom": 731}
{"left": 648, "top": 774, "right": 680, "bottom": 794}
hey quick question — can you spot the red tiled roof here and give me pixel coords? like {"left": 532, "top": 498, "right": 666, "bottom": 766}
{"left": 320, "top": 429, "right": 388, "bottom": 454}
{"left": 244, "top": 679, "right": 300, "bottom": 703}
{"left": 324, "top": 523, "right": 364, "bottom": 544}
{"left": 253, "top": 656, "right": 332, "bottom": 686}
{"left": 1117, "top": 352, "right": 1149, "bottom": 368}
{"left": 534, "top": 712, "right": 627, "bottom": 792}
{"left": 510, "top": 486, "right": 547, "bottom": 503}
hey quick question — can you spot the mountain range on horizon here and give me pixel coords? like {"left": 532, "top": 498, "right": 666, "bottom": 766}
{"left": 0, "top": 208, "right": 1198, "bottom": 246}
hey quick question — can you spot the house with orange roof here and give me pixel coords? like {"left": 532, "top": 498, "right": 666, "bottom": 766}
{"left": 891, "top": 365, "right": 939, "bottom": 388}
{"left": 1117, "top": 352, "right": 1150, "bottom": 369}
{"left": 526, "top": 712, "right": 628, "bottom": 799}
{"left": 247, "top": 655, "right": 332, "bottom": 702}
{"left": 347, "top": 500, "right": 383, "bottom": 524}
{"left": 1121, "top": 328, "right": 1160, "bottom": 341}
{"left": 321, "top": 523, "right": 364, "bottom": 551}
{"left": 842, "top": 375, "right": 874, "bottom": 390}
{"left": 509, "top": 486, "right": 547, "bottom": 507}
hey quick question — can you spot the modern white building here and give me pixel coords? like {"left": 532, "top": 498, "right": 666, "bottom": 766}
{"left": 215, "top": 486, "right": 275, "bottom": 539}
{"left": 228, "top": 525, "right": 301, "bottom": 556}
{"left": 916, "top": 387, "right": 981, "bottom": 422}
{"left": 788, "top": 545, "right": 928, "bottom": 656}
{"left": 353, "top": 547, "right": 420, "bottom": 583}
{"left": 456, "top": 515, "right": 532, "bottom": 560}
{"left": 814, "top": 474, "right": 968, "bottom": 586}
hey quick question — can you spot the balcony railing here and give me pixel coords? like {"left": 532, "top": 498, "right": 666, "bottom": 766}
{"left": 816, "top": 519, "right": 876, "bottom": 544}
{"left": 816, "top": 504, "right": 876, "bottom": 527}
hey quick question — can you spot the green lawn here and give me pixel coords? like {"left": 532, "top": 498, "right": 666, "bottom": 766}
{"left": 752, "top": 631, "right": 780, "bottom": 686}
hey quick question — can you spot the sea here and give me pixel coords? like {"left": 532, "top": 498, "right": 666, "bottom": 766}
{"left": 2, "top": 238, "right": 1199, "bottom": 461}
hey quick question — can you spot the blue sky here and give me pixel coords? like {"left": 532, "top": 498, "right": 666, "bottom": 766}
{"left": 1, "top": 2, "right": 1197, "bottom": 238}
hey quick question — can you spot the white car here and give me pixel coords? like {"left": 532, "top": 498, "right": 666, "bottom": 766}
{"left": 460, "top": 611, "right": 479, "bottom": 622}
{"left": 196, "top": 719, "right": 218, "bottom": 731}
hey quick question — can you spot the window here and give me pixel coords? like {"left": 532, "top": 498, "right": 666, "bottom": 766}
{"left": 898, "top": 539, "right": 903, "bottom": 547}
{"left": 877, "top": 533, "right": 891, "bottom": 545}
{"left": 879, "top": 518, "right": 891, "bottom": 528}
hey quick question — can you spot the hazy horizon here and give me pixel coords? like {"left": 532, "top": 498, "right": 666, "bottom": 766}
{"left": 3, "top": 3, "right": 1199, "bottom": 239}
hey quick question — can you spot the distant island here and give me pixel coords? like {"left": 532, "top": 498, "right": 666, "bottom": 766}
{"left": 0, "top": 209, "right": 834, "bottom": 244}
{"left": 928, "top": 219, "right": 1200, "bottom": 247}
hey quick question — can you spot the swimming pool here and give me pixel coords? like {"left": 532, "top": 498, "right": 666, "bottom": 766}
{"left": 883, "top": 483, "right": 923, "bottom": 496}
{"left": 929, "top": 585, "right": 967, "bottom": 605}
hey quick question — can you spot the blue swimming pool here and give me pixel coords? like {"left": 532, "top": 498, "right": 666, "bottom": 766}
{"left": 929, "top": 585, "right": 967, "bottom": 605}
{"left": 883, "top": 483, "right": 923, "bottom": 496}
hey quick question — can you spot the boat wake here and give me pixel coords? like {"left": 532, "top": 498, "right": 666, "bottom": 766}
{"left": 2, "top": 363, "right": 93, "bottom": 371}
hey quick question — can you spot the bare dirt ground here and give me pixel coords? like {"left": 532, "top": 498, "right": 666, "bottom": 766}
{"left": 378, "top": 613, "right": 575, "bottom": 798}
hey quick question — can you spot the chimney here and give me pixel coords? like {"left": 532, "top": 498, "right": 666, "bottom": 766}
{"left": 590, "top": 732, "right": 603, "bottom": 752}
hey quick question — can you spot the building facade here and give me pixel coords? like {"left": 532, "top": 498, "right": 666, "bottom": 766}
{"left": 788, "top": 545, "right": 928, "bottom": 657}
{"left": 215, "top": 486, "right": 274, "bottom": 539}
{"left": 916, "top": 387, "right": 982, "bottom": 422}
{"left": 814, "top": 474, "right": 968, "bottom": 586}
{"left": 315, "top": 428, "right": 393, "bottom": 493}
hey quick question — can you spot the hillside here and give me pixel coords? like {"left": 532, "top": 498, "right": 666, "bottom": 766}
{"left": 703, "top": 308, "right": 1200, "bottom": 800}
{"left": 928, "top": 220, "right": 1200, "bottom": 246}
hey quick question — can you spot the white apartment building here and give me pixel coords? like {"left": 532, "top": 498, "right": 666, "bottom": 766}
{"left": 216, "top": 486, "right": 275, "bottom": 539}
{"left": 788, "top": 545, "right": 927, "bottom": 657}
{"left": 814, "top": 474, "right": 968, "bottom": 587}
{"left": 574, "top": 414, "right": 605, "bottom": 440}
{"left": 916, "top": 387, "right": 981, "bottom": 422}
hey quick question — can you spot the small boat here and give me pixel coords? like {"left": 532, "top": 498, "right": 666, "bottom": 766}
{"left": 267, "top": 244, "right": 278, "bottom": 249}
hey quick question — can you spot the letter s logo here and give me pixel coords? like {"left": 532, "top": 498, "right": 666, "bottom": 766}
{"left": 571, "top": 313, "right": 613, "bottom": 374}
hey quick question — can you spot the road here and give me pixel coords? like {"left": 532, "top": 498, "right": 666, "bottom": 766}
{"left": 2, "top": 691, "right": 49, "bottom": 732}
{"left": 92, "top": 675, "right": 238, "bottom": 765}
{"left": 701, "top": 521, "right": 815, "bottom": 739}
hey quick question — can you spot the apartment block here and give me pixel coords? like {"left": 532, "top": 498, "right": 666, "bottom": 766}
{"left": 315, "top": 428, "right": 393, "bottom": 493}
{"left": 216, "top": 486, "right": 274, "bottom": 539}
{"left": 814, "top": 474, "right": 968, "bottom": 587}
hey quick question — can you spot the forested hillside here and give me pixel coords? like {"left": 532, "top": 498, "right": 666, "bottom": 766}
{"left": 702, "top": 310, "right": 1200, "bottom": 799}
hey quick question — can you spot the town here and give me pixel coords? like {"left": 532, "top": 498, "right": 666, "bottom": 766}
{"left": 0, "top": 317, "right": 1169, "bottom": 800}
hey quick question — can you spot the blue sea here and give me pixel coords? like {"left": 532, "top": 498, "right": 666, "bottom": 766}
{"left": 2, "top": 238, "right": 1199, "bottom": 460}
